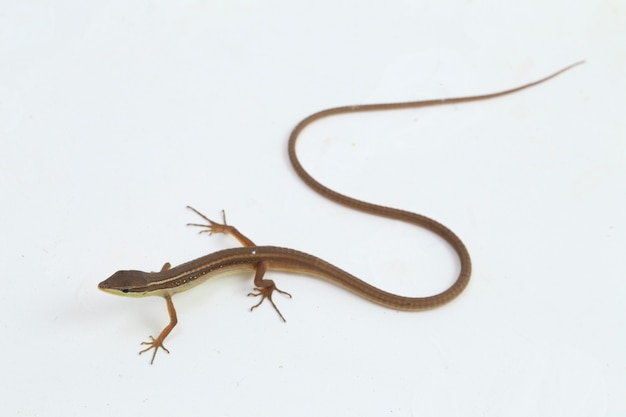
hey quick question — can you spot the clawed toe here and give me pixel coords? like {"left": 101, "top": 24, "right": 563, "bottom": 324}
{"left": 247, "top": 285, "right": 292, "bottom": 322}
{"left": 139, "top": 336, "right": 170, "bottom": 365}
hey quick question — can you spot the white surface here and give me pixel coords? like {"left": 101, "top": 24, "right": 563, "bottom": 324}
{"left": 1, "top": 1, "right": 624, "bottom": 416}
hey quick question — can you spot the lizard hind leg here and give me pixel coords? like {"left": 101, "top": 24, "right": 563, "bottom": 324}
{"left": 247, "top": 261, "right": 292, "bottom": 322}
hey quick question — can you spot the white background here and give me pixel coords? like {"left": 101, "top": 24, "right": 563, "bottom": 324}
{"left": 1, "top": 1, "right": 624, "bottom": 416}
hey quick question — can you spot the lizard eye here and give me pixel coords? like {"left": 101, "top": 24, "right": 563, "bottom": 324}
{"left": 122, "top": 289, "right": 129, "bottom": 294}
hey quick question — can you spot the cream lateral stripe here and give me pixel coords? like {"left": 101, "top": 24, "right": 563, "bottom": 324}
{"left": 98, "top": 61, "right": 585, "bottom": 364}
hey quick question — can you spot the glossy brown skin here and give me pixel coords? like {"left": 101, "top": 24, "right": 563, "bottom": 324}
{"left": 100, "top": 61, "right": 584, "bottom": 363}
